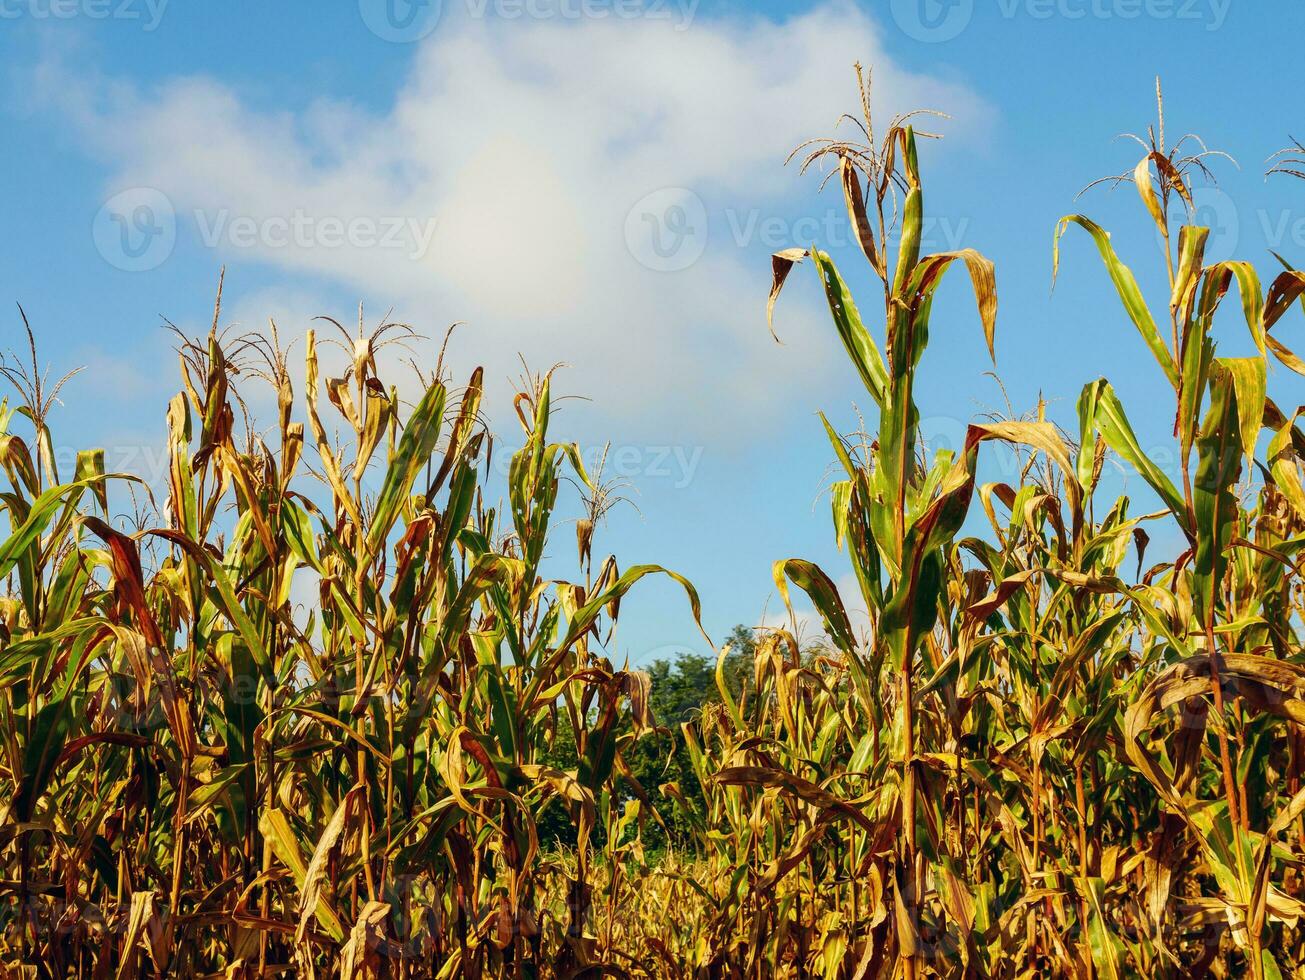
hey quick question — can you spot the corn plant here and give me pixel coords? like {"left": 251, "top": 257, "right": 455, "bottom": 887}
{"left": 0, "top": 287, "right": 706, "bottom": 977}
{"left": 696, "top": 69, "right": 1305, "bottom": 977}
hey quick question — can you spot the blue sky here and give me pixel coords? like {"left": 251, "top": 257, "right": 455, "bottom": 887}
{"left": 2, "top": 0, "right": 1303, "bottom": 662}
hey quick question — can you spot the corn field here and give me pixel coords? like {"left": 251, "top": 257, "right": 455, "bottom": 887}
{"left": 3, "top": 72, "right": 1305, "bottom": 978}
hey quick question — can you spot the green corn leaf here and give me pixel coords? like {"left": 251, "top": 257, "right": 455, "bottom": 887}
{"left": 810, "top": 249, "right": 888, "bottom": 406}
{"left": 368, "top": 380, "right": 447, "bottom": 554}
{"left": 1055, "top": 215, "right": 1178, "bottom": 388}
{"left": 1090, "top": 381, "right": 1188, "bottom": 529}
{"left": 1192, "top": 362, "right": 1242, "bottom": 627}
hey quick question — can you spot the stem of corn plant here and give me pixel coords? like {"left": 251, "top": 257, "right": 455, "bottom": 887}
{"left": 1076, "top": 761, "right": 1092, "bottom": 979}
{"left": 900, "top": 658, "right": 918, "bottom": 980}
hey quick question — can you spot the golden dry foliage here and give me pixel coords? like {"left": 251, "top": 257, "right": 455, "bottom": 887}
{"left": 2, "top": 69, "right": 1305, "bottom": 978}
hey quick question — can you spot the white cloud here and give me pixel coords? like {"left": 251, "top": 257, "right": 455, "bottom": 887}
{"left": 36, "top": 2, "right": 992, "bottom": 446}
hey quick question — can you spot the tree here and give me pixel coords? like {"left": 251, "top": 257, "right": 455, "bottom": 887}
{"left": 538, "top": 626, "right": 759, "bottom": 853}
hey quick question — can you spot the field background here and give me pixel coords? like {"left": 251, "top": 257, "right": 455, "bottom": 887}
{"left": 3, "top": 2, "right": 1305, "bottom": 977}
